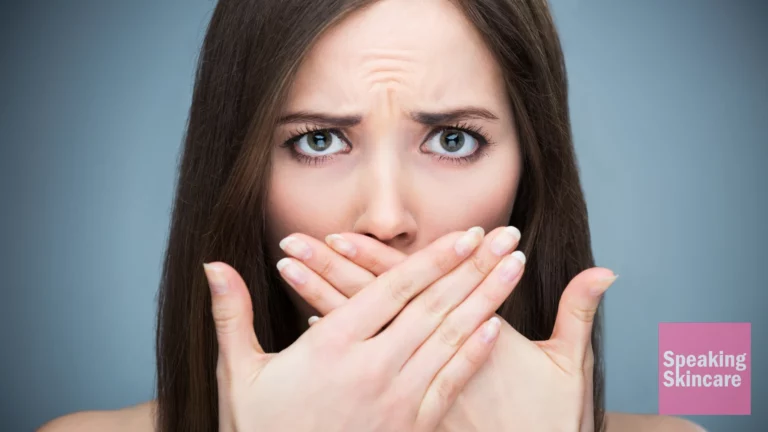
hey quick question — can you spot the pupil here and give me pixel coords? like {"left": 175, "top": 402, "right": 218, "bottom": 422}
{"left": 441, "top": 130, "right": 464, "bottom": 152}
{"left": 309, "top": 131, "right": 331, "bottom": 151}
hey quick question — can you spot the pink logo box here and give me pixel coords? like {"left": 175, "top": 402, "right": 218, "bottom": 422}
{"left": 658, "top": 322, "right": 751, "bottom": 415}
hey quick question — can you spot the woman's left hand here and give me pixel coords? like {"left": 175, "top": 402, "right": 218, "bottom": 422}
{"left": 276, "top": 231, "right": 617, "bottom": 431}
{"left": 435, "top": 267, "right": 609, "bottom": 432}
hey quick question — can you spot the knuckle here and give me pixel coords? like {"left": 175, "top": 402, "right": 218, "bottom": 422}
{"left": 434, "top": 376, "right": 458, "bottom": 406}
{"left": 212, "top": 303, "right": 239, "bottom": 335}
{"left": 437, "top": 318, "right": 465, "bottom": 349}
{"left": 570, "top": 305, "right": 598, "bottom": 324}
{"left": 355, "top": 358, "right": 388, "bottom": 393}
{"left": 462, "top": 338, "right": 487, "bottom": 367}
{"left": 468, "top": 253, "right": 494, "bottom": 277}
{"left": 389, "top": 384, "right": 412, "bottom": 408}
{"left": 313, "top": 322, "right": 353, "bottom": 349}
{"left": 432, "top": 249, "right": 455, "bottom": 275}
{"left": 384, "top": 274, "right": 414, "bottom": 305}
{"left": 421, "top": 290, "right": 450, "bottom": 319}
{"left": 300, "top": 281, "right": 322, "bottom": 304}
{"left": 366, "top": 254, "right": 385, "bottom": 274}
{"left": 317, "top": 254, "right": 335, "bottom": 278}
{"left": 380, "top": 389, "right": 415, "bottom": 424}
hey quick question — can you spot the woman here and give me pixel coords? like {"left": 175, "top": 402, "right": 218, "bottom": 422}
{"left": 40, "top": 0, "right": 705, "bottom": 430}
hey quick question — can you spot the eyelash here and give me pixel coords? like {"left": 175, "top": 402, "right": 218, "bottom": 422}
{"left": 279, "top": 122, "right": 495, "bottom": 167}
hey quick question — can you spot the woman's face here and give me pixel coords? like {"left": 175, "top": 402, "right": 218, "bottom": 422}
{"left": 267, "top": 0, "right": 521, "bottom": 258}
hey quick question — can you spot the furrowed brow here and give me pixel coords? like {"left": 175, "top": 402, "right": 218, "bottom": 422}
{"left": 276, "top": 111, "right": 362, "bottom": 128}
{"left": 409, "top": 107, "right": 499, "bottom": 125}
{"left": 276, "top": 106, "right": 499, "bottom": 128}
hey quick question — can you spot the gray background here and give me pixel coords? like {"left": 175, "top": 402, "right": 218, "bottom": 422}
{"left": 1, "top": 1, "right": 765, "bottom": 431}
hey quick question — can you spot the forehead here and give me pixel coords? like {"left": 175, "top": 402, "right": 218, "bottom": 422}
{"left": 285, "top": 0, "right": 507, "bottom": 112}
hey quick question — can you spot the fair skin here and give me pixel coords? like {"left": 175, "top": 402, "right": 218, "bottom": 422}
{"left": 266, "top": 0, "right": 520, "bottom": 323}
{"left": 279, "top": 231, "right": 601, "bottom": 431}
{"left": 39, "top": 0, "right": 706, "bottom": 431}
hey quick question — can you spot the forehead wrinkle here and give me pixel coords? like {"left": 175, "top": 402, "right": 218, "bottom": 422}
{"left": 355, "top": 48, "right": 420, "bottom": 92}
{"left": 362, "top": 70, "right": 408, "bottom": 89}
{"left": 285, "top": 0, "right": 509, "bottom": 125}
{"left": 358, "top": 47, "right": 422, "bottom": 63}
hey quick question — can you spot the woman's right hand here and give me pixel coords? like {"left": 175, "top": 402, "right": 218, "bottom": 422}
{"left": 203, "top": 227, "right": 511, "bottom": 432}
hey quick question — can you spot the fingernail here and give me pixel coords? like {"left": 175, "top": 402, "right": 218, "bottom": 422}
{"left": 491, "top": 226, "right": 521, "bottom": 256}
{"left": 308, "top": 316, "right": 320, "bottom": 326}
{"left": 203, "top": 262, "right": 228, "bottom": 294}
{"left": 455, "top": 226, "right": 485, "bottom": 257}
{"left": 500, "top": 251, "right": 525, "bottom": 282}
{"left": 279, "top": 236, "right": 312, "bottom": 260}
{"left": 325, "top": 234, "right": 357, "bottom": 257}
{"left": 481, "top": 316, "right": 501, "bottom": 343}
{"left": 511, "top": 250, "right": 526, "bottom": 264}
{"left": 276, "top": 258, "right": 307, "bottom": 285}
{"left": 590, "top": 274, "right": 619, "bottom": 296}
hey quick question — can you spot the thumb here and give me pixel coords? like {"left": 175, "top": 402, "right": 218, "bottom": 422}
{"left": 549, "top": 268, "right": 617, "bottom": 367}
{"left": 203, "top": 261, "right": 267, "bottom": 381}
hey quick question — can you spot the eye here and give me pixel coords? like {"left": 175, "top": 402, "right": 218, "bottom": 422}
{"left": 422, "top": 128, "right": 480, "bottom": 158}
{"left": 293, "top": 129, "right": 348, "bottom": 157}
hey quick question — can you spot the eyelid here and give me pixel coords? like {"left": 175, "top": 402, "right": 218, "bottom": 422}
{"left": 422, "top": 129, "right": 479, "bottom": 156}
{"left": 282, "top": 121, "right": 491, "bottom": 146}
{"left": 420, "top": 123, "right": 493, "bottom": 149}
{"left": 282, "top": 126, "right": 350, "bottom": 146}
{"left": 280, "top": 122, "right": 495, "bottom": 166}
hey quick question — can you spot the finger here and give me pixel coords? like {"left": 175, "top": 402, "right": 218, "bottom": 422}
{"left": 276, "top": 257, "right": 348, "bottom": 316}
{"left": 376, "top": 226, "right": 521, "bottom": 367}
{"left": 281, "top": 232, "right": 407, "bottom": 315}
{"left": 278, "top": 233, "right": 376, "bottom": 298}
{"left": 399, "top": 250, "right": 525, "bottom": 388}
{"left": 549, "top": 268, "right": 617, "bottom": 366}
{"left": 325, "top": 232, "right": 407, "bottom": 276}
{"left": 203, "top": 262, "right": 267, "bottom": 380}
{"left": 414, "top": 316, "right": 501, "bottom": 431}
{"left": 324, "top": 227, "right": 485, "bottom": 342}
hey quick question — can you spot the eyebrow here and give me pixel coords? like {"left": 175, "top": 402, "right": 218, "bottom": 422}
{"left": 276, "top": 107, "right": 499, "bottom": 127}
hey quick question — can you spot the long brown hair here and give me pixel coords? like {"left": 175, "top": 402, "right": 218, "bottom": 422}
{"left": 155, "top": 0, "right": 605, "bottom": 430}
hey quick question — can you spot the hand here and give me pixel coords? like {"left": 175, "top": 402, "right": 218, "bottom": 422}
{"left": 274, "top": 231, "right": 409, "bottom": 314}
{"left": 204, "top": 228, "right": 508, "bottom": 432}
{"left": 436, "top": 267, "right": 614, "bottom": 432}
{"left": 279, "top": 228, "right": 616, "bottom": 431}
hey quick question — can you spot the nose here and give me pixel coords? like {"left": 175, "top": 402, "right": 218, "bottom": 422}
{"left": 352, "top": 152, "right": 417, "bottom": 247}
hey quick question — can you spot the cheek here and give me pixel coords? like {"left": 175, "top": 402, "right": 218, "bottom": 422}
{"left": 266, "top": 163, "right": 354, "bottom": 244}
{"left": 417, "top": 177, "right": 517, "bottom": 233}
{"left": 415, "top": 153, "right": 520, "bottom": 233}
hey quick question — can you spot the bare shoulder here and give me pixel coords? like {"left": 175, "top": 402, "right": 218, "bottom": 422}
{"left": 605, "top": 411, "right": 707, "bottom": 432}
{"left": 37, "top": 400, "right": 156, "bottom": 432}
